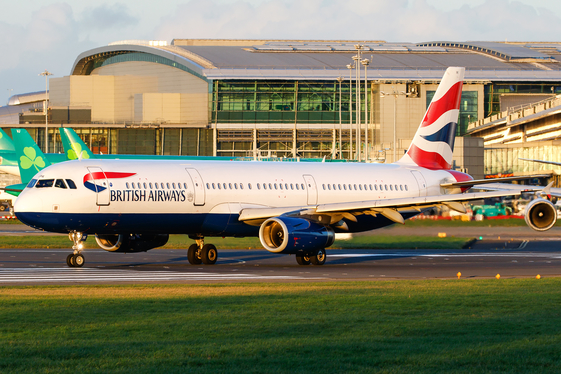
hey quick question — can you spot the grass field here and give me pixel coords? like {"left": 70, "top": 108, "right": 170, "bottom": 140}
{"left": 0, "top": 234, "right": 471, "bottom": 250}
{"left": 1, "top": 280, "right": 560, "bottom": 373}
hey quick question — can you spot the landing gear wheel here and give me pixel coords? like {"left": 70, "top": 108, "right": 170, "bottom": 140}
{"left": 310, "top": 249, "right": 327, "bottom": 265}
{"left": 73, "top": 254, "right": 85, "bottom": 267}
{"left": 66, "top": 254, "right": 75, "bottom": 267}
{"left": 296, "top": 254, "right": 311, "bottom": 265}
{"left": 201, "top": 244, "right": 218, "bottom": 265}
{"left": 187, "top": 244, "right": 202, "bottom": 265}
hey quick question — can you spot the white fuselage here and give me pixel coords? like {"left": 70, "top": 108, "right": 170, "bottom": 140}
{"left": 14, "top": 159, "right": 459, "bottom": 235}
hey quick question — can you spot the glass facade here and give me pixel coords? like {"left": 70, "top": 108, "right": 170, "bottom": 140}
{"left": 485, "top": 83, "right": 561, "bottom": 116}
{"left": 212, "top": 80, "right": 361, "bottom": 124}
{"left": 32, "top": 127, "right": 213, "bottom": 157}
{"left": 485, "top": 144, "right": 561, "bottom": 175}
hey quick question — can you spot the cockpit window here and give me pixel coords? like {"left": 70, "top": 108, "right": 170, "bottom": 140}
{"left": 66, "top": 179, "right": 77, "bottom": 189}
{"left": 36, "top": 179, "right": 54, "bottom": 188}
{"left": 54, "top": 179, "right": 67, "bottom": 189}
{"left": 27, "top": 179, "right": 37, "bottom": 188}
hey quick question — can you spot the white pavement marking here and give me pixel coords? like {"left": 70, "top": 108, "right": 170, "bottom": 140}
{"left": 329, "top": 252, "right": 561, "bottom": 259}
{"left": 0, "top": 268, "right": 325, "bottom": 283}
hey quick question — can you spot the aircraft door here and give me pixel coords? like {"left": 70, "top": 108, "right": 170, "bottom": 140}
{"left": 411, "top": 170, "right": 427, "bottom": 197}
{"left": 303, "top": 174, "right": 318, "bottom": 205}
{"left": 86, "top": 166, "right": 110, "bottom": 206}
{"left": 186, "top": 168, "right": 205, "bottom": 206}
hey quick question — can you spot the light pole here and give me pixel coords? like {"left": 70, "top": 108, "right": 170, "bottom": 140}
{"left": 352, "top": 44, "right": 363, "bottom": 161}
{"left": 39, "top": 70, "right": 53, "bottom": 153}
{"left": 381, "top": 88, "right": 410, "bottom": 163}
{"left": 361, "top": 59, "right": 370, "bottom": 161}
{"left": 337, "top": 76, "right": 344, "bottom": 159}
{"left": 346, "top": 64, "right": 353, "bottom": 159}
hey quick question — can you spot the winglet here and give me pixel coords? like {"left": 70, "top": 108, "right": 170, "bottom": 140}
{"left": 59, "top": 128, "right": 93, "bottom": 160}
{"left": 11, "top": 129, "right": 52, "bottom": 184}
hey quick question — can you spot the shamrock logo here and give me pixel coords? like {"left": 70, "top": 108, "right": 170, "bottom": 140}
{"left": 20, "top": 147, "right": 46, "bottom": 171}
{"left": 67, "top": 142, "right": 90, "bottom": 160}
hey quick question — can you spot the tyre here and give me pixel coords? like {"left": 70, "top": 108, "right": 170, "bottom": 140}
{"left": 201, "top": 244, "right": 218, "bottom": 265}
{"left": 74, "top": 254, "right": 85, "bottom": 267}
{"left": 187, "top": 244, "right": 202, "bottom": 265}
{"left": 310, "top": 248, "right": 326, "bottom": 265}
{"left": 66, "top": 254, "right": 75, "bottom": 267}
{"left": 0, "top": 205, "right": 5, "bottom": 211}
{"left": 296, "top": 254, "right": 310, "bottom": 265}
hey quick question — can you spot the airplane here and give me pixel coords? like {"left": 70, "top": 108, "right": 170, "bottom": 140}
{"left": 14, "top": 67, "right": 560, "bottom": 268}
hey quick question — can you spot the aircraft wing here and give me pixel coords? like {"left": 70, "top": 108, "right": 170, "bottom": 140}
{"left": 473, "top": 182, "right": 561, "bottom": 197}
{"left": 239, "top": 188, "right": 526, "bottom": 225}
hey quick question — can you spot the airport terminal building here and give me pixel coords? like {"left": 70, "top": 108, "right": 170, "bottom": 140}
{"left": 4, "top": 39, "right": 561, "bottom": 180}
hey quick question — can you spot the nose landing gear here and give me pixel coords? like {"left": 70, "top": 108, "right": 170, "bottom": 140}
{"left": 67, "top": 232, "right": 87, "bottom": 267}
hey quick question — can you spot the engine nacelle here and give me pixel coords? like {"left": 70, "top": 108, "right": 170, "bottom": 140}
{"left": 259, "top": 217, "right": 335, "bottom": 254}
{"left": 95, "top": 234, "right": 169, "bottom": 253}
{"left": 525, "top": 198, "right": 557, "bottom": 232}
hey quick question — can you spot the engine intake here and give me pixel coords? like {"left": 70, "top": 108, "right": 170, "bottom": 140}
{"left": 525, "top": 198, "right": 557, "bottom": 232}
{"left": 259, "top": 216, "right": 334, "bottom": 254}
{"left": 95, "top": 234, "right": 169, "bottom": 253}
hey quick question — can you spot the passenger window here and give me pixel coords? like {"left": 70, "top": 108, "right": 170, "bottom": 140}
{"left": 223, "top": 183, "right": 227, "bottom": 189}
{"left": 36, "top": 179, "right": 54, "bottom": 188}
{"left": 234, "top": 183, "right": 238, "bottom": 190}
{"left": 248, "top": 183, "right": 251, "bottom": 190}
{"left": 285, "top": 183, "right": 288, "bottom": 189}
{"left": 374, "top": 185, "right": 377, "bottom": 191}
{"left": 149, "top": 183, "right": 153, "bottom": 189}
{"left": 161, "top": 183, "right": 164, "bottom": 189}
{"left": 274, "top": 183, "right": 277, "bottom": 190}
{"left": 301, "top": 184, "right": 305, "bottom": 190}
{"left": 206, "top": 183, "right": 210, "bottom": 189}
{"left": 172, "top": 183, "right": 176, "bottom": 189}
{"left": 385, "top": 185, "right": 388, "bottom": 191}
{"left": 295, "top": 184, "right": 299, "bottom": 190}
{"left": 54, "top": 179, "right": 67, "bottom": 189}
{"left": 66, "top": 179, "right": 77, "bottom": 189}
{"left": 359, "top": 184, "right": 362, "bottom": 190}
{"left": 257, "top": 183, "right": 261, "bottom": 190}
{"left": 144, "top": 183, "right": 147, "bottom": 189}
{"left": 217, "top": 183, "right": 221, "bottom": 190}
{"left": 229, "top": 183, "right": 232, "bottom": 189}
{"left": 338, "top": 184, "right": 341, "bottom": 190}
{"left": 343, "top": 184, "right": 347, "bottom": 190}
{"left": 155, "top": 183, "right": 159, "bottom": 189}
{"left": 405, "top": 185, "right": 408, "bottom": 191}
{"left": 369, "top": 184, "right": 372, "bottom": 191}
{"left": 279, "top": 184, "right": 283, "bottom": 190}
{"left": 269, "top": 183, "right": 272, "bottom": 189}
{"left": 400, "top": 185, "right": 403, "bottom": 191}
{"left": 290, "top": 184, "right": 294, "bottom": 190}
{"left": 322, "top": 184, "right": 325, "bottom": 190}
{"left": 27, "top": 179, "right": 37, "bottom": 188}
{"left": 395, "top": 184, "right": 398, "bottom": 191}
{"left": 390, "top": 185, "right": 393, "bottom": 191}
{"left": 212, "top": 183, "right": 216, "bottom": 189}
{"left": 239, "top": 183, "right": 243, "bottom": 190}
{"left": 263, "top": 184, "right": 267, "bottom": 190}
{"left": 328, "top": 184, "right": 331, "bottom": 190}
{"left": 126, "top": 182, "right": 130, "bottom": 189}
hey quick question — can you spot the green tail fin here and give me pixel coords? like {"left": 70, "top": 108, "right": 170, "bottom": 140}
{"left": 12, "top": 129, "right": 52, "bottom": 184}
{"left": 59, "top": 128, "right": 94, "bottom": 160}
{"left": 0, "top": 128, "right": 15, "bottom": 152}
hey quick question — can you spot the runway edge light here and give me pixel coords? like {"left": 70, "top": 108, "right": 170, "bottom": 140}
{"left": 457, "top": 272, "right": 461, "bottom": 279}
{"left": 536, "top": 274, "right": 541, "bottom": 280}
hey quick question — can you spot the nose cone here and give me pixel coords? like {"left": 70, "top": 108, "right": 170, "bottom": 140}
{"left": 14, "top": 189, "right": 44, "bottom": 229}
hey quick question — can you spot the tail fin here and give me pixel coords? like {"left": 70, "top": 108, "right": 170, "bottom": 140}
{"left": 59, "top": 128, "right": 93, "bottom": 160}
{"left": 398, "top": 67, "right": 465, "bottom": 170}
{"left": 0, "top": 128, "right": 15, "bottom": 152}
{"left": 12, "top": 129, "right": 52, "bottom": 184}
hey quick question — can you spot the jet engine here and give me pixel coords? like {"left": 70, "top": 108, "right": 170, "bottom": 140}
{"left": 525, "top": 198, "right": 557, "bottom": 232}
{"left": 259, "top": 216, "right": 334, "bottom": 254}
{"left": 95, "top": 234, "right": 169, "bottom": 253}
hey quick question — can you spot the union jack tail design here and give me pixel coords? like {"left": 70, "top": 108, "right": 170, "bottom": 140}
{"left": 398, "top": 67, "right": 465, "bottom": 170}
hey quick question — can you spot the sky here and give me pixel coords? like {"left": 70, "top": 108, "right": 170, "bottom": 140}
{"left": 1, "top": 0, "right": 561, "bottom": 105}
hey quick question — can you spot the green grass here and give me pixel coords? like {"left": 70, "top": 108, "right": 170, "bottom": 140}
{"left": 1, "top": 280, "right": 560, "bottom": 373}
{"left": 0, "top": 234, "right": 471, "bottom": 250}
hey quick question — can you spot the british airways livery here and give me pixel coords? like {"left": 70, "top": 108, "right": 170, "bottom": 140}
{"left": 14, "top": 67, "right": 559, "bottom": 267}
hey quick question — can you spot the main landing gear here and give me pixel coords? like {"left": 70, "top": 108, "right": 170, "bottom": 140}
{"left": 66, "top": 232, "right": 87, "bottom": 268}
{"left": 296, "top": 248, "right": 327, "bottom": 266}
{"left": 187, "top": 237, "right": 218, "bottom": 265}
